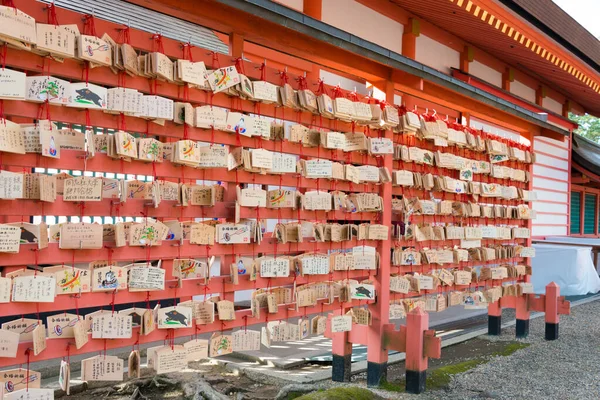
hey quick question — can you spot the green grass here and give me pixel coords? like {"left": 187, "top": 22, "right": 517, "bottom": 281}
{"left": 294, "top": 387, "right": 378, "bottom": 400}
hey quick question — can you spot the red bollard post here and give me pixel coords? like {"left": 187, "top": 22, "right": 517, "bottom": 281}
{"left": 515, "top": 294, "right": 530, "bottom": 338}
{"left": 329, "top": 309, "right": 353, "bottom": 382}
{"left": 527, "top": 282, "right": 570, "bottom": 340}
{"left": 488, "top": 300, "right": 502, "bottom": 335}
{"left": 545, "top": 282, "right": 560, "bottom": 340}
{"left": 405, "top": 307, "right": 441, "bottom": 394}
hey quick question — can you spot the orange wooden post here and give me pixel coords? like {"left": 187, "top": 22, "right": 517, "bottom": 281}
{"left": 487, "top": 299, "right": 502, "bottom": 335}
{"left": 516, "top": 274, "right": 531, "bottom": 338}
{"left": 460, "top": 45, "right": 474, "bottom": 74}
{"left": 303, "top": 0, "right": 322, "bottom": 20}
{"left": 545, "top": 282, "right": 560, "bottom": 340}
{"left": 219, "top": 182, "right": 239, "bottom": 302}
{"left": 535, "top": 85, "right": 546, "bottom": 107}
{"left": 382, "top": 308, "right": 441, "bottom": 393}
{"left": 402, "top": 18, "right": 419, "bottom": 59}
{"left": 562, "top": 100, "right": 571, "bottom": 118}
{"left": 489, "top": 292, "right": 530, "bottom": 338}
{"left": 515, "top": 295, "right": 530, "bottom": 338}
{"left": 366, "top": 80, "right": 394, "bottom": 387}
{"left": 528, "top": 282, "right": 570, "bottom": 340}
{"left": 502, "top": 67, "right": 513, "bottom": 91}
{"left": 229, "top": 32, "right": 244, "bottom": 58}
{"left": 405, "top": 307, "right": 441, "bottom": 394}
{"left": 330, "top": 308, "right": 353, "bottom": 382}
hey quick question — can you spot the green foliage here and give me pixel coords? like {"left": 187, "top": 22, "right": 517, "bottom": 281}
{"left": 570, "top": 112, "right": 600, "bottom": 143}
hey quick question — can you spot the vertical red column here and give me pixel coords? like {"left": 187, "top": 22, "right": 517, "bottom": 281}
{"left": 219, "top": 182, "right": 239, "bottom": 302}
{"left": 487, "top": 300, "right": 502, "bottom": 335}
{"left": 303, "top": 0, "right": 322, "bottom": 83}
{"left": 545, "top": 282, "right": 560, "bottom": 340}
{"left": 502, "top": 67, "right": 513, "bottom": 92}
{"left": 518, "top": 139, "right": 534, "bottom": 337}
{"left": 331, "top": 308, "right": 353, "bottom": 382}
{"left": 402, "top": 18, "right": 419, "bottom": 60}
{"left": 405, "top": 308, "right": 429, "bottom": 393}
{"left": 303, "top": 0, "right": 322, "bottom": 20}
{"left": 229, "top": 32, "right": 244, "bottom": 58}
{"left": 460, "top": 45, "right": 474, "bottom": 74}
{"left": 366, "top": 80, "right": 394, "bottom": 387}
{"left": 515, "top": 293, "right": 530, "bottom": 338}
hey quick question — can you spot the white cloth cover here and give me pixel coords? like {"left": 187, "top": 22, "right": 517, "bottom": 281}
{"left": 532, "top": 243, "right": 600, "bottom": 296}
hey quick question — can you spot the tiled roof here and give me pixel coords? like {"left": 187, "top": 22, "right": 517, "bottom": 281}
{"left": 502, "top": 0, "right": 600, "bottom": 72}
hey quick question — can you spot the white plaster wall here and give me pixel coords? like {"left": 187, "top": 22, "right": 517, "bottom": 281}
{"left": 273, "top": 0, "right": 303, "bottom": 12}
{"left": 415, "top": 35, "right": 460, "bottom": 73}
{"left": 531, "top": 136, "right": 570, "bottom": 237}
{"left": 470, "top": 60, "right": 502, "bottom": 87}
{"left": 542, "top": 96, "right": 563, "bottom": 115}
{"left": 510, "top": 80, "right": 536, "bottom": 103}
{"left": 470, "top": 117, "right": 529, "bottom": 145}
{"left": 322, "top": 0, "right": 403, "bottom": 54}
{"left": 320, "top": 70, "right": 368, "bottom": 95}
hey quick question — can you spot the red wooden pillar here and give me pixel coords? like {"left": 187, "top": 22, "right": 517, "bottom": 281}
{"left": 229, "top": 32, "right": 244, "bottom": 58}
{"left": 487, "top": 300, "right": 502, "bottom": 335}
{"left": 562, "top": 100, "right": 571, "bottom": 118}
{"left": 535, "top": 85, "right": 546, "bottom": 107}
{"left": 528, "top": 282, "right": 570, "bottom": 339}
{"left": 219, "top": 182, "right": 238, "bottom": 302}
{"left": 303, "top": 0, "right": 322, "bottom": 82}
{"left": 545, "top": 282, "right": 560, "bottom": 340}
{"left": 405, "top": 308, "right": 436, "bottom": 393}
{"left": 381, "top": 309, "right": 441, "bottom": 393}
{"left": 331, "top": 307, "right": 353, "bottom": 382}
{"left": 365, "top": 79, "right": 394, "bottom": 387}
{"left": 303, "top": 0, "right": 322, "bottom": 20}
{"left": 402, "top": 18, "right": 419, "bottom": 59}
{"left": 515, "top": 294, "right": 530, "bottom": 338}
{"left": 460, "top": 45, "right": 474, "bottom": 74}
{"left": 502, "top": 67, "right": 513, "bottom": 92}
{"left": 516, "top": 273, "right": 531, "bottom": 338}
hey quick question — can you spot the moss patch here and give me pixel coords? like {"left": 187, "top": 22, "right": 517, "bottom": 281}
{"left": 380, "top": 359, "right": 489, "bottom": 393}
{"left": 380, "top": 341, "right": 530, "bottom": 393}
{"left": 492, "top": 341, "right": 530, "bottom": 357}
{"left": 294, "top": 387, "right": 379, "bottom": 400}
{"left": 380, "top": 380, "right": 405, "bottom": 393}
{"left": 427, "top": 358, "right": 488, "bottom": 389}
{"left": 287, "top": 392, "right": 306, "bottom": 400}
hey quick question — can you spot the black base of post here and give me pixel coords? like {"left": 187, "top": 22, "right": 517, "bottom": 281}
{"left": 516, "top": 319, "right": 529, "bottom": 338}
{"left": 545, "top": 323, "right": 559, "bottom": 340}
{"left": 406, "top": 370, "right": 427, "bottom": 394}
{"left": 366, "top": 361, "right": 387, "bottom": 388}
{"left": 488, "top": 315, "right": 501, "bottom": 336}
{"left": 332, "top": 354, "right": 351, "bottom": 382}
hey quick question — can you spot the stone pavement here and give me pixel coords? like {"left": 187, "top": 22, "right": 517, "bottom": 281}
{"left": 229, "top": 306, "right": 488, "bottom": 369}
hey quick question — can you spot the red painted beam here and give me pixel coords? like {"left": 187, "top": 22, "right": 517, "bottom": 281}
{"left": 1, "top": 239, "right": 379, "bottom": 267}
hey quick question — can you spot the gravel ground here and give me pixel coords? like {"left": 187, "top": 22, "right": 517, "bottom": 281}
{"left": 368, "top": 297, "right": 600, "bottom": 400}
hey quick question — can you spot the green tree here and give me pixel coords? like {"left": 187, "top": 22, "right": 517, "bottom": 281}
{"left": 569, "top": 112, "right": 600, "bottom": 143}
